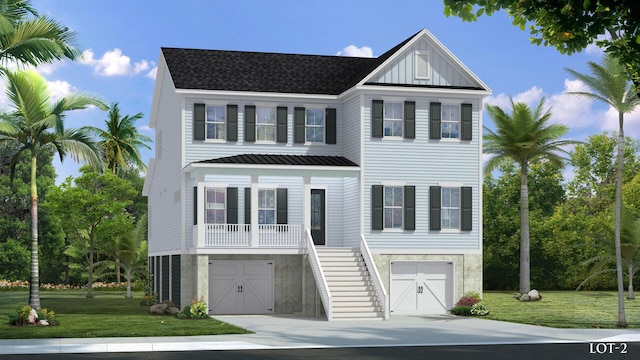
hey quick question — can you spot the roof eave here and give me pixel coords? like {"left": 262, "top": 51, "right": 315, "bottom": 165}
{"left": 184, "top": 162, "right": 360, "bottom": 178}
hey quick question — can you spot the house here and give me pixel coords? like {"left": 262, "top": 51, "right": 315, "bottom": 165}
{"left": 142, "top": 29, "right": 490, "bottom": 320}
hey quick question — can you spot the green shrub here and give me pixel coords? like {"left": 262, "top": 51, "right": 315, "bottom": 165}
{"left": 177, "top": 296, "right": 209, "bottom": 319}
{"left": 8, "top": 311, "right": 19, "bottom": 325}
{"left": 8, "top": 305, "right": 58, "bottom": 326}
{"left": 470, "top": 302, "right": 489, "bottom": 316}
{"left": 140, "top": 293, "right": 157, "bottom": 306}
{"left": 451, "top": 305, "right": 472, "bottom": 316}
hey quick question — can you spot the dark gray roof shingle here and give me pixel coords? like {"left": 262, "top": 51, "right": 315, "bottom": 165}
{"left": 195, "top": 154, "right": 359, "bottom": 167}
{"left": 162, "top": 31, "right": 420, "bottom": 95}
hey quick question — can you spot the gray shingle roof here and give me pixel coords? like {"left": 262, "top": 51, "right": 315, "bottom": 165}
{"left": 195, "top": 154, "right": 359, "bottom": 167}
{"left": 162, "top": 31, "right": 419, "bottom": 95}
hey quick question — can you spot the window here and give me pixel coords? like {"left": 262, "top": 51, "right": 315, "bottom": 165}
{"left": 384, "top": 102, "right": 403, "bottom": 137}
{"left": 441, "top": 187, "right": 460, "bottom": 229}
{"left": 306, "top": 109, "right": 325, "bottom": 143}
{"left": 415, "top": 50, "right": 429, "bottom": 79}
{"left": 384, "top": 186, "right": 404, "bottom": 229}
{"left": 256, "top": 107, "right": 276, "bottom": 142}
{"left": 258, "top": 189, "right": 276, "bottom": 224}
{"left": 206, "top": 105, "right": 226, "bottom": 140}
{"left": 441, "top": 104, "right": 459, "bottom": 139}
{"left": 206, "top": 188, "right": 226, "bottom": 224}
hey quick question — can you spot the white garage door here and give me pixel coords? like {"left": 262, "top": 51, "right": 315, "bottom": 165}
{"left": 209, "top": 260, "right": 274, "bottom": 315}
{"left": 390, "top": 261, "right": 453, "bottom": 315}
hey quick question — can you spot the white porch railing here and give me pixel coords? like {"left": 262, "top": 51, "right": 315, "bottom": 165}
{"left": 360, "top": 234, "right": 389, "bottom": 320}
{"left": 304, "top": 229, "right": 333, "bottom": 320}
{"left": 200, "top": 224, "right": 303, "bottom": 248}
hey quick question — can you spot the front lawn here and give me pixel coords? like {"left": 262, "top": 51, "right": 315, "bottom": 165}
{"left": 0, "top": 290, "right": 251, "bottom": 339}
{"left": 482, "top": 291, "right": 640, "bottom": 328}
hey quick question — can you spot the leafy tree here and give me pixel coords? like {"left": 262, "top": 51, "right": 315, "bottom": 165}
{"left": 443, "top": 0, "right": 640, "bottom": 91}
{"left": 45, "top": 168, "right": 136, "bottom": 297}
{"left": 579, "top": 207, "right": 640, "bottom": 299}
{"left": 87, "top": 103, "right": 151, "bottom": 175}
{"left": 0, "top": 239, "right": 29, "bottom": 280}
{"left": 484, "top": 98, "right": 577, "bottom": 295}
{"left": 566, "top": 55, "right": 640, "bottom": 327}
{"left": 0, "top": 70, "right": 106, "bottom": 309}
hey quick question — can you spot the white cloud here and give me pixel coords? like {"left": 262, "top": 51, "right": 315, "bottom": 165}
{"left": 81, "top": 48, "right": 152, "bottom": 76}
{"left": 483, "top": 86, "right": 544, "bottom": 110}
{"left": 139, "top": 125, "right": 153, "bottom": 132}
{"left": 602, "top": 106, "right": 640, "bottom": 138}
{"left": 146, "top": 66, "right": 157, "bottom": 80}
{"left": 336, "top": 45, "right": 373, "bottom": 57}
{"left": 46, "top": 80, "right": 74, "bottom": 103}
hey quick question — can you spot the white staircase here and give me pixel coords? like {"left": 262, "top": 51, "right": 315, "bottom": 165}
{"left": 316, "top": 248, "right": 384, "bottom": 320}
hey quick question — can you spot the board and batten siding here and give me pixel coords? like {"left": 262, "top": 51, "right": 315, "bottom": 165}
{"left": 362, "top": 94, "right": 481, "bottom": 250}
{"left": 184, "top": 98, "right": 344, "bottom": 165}
{"left": 369, "top": 40, "right": 474, "bottom": 88}
{"left": 147, "top": 72, "right": 184, "bottom": 255}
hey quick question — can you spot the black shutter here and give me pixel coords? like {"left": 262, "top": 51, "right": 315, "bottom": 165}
{"left": 227, "top": 187, "right": 238, "bottom": 224}
{"left": 277, "top": 106, "right": 288, "bottom": 143}
{"left": 372, "top": 100, "right": 383, "bottom": 138}
{"left": 429, "top": 102, "right": 441, "bottom": 140}
{"left": 171, "top": 255, "right": 181, "bottom": 308}
{"left": 429, "top": 186, "right": 441, "bottom": 231}
{"left": 404, "top": 186, "right": 415, "bottom": 230}
{"left": 161, "top": 255, "right": 169, "bottom": 302}
{"left": 227, "top": 105, "right": 238, "bottom": 142}
{"left": 461, "top": 187, "right": 472, "bottom": 231}
{"left": 193, "top": 103, "right": 205, "bottom": 141}
{"left": 193, "top": 187, "right": 198, "bottom": 225}
{"left": 245, "top": 105, "right": 256, "bottom": 142}
{"left": 294, "top": 107, "right": 305, "bottom": 143}
{"left": 372, "top": 185, "right": 383, "bottom": 230}
{"left": 461, "top": 103, "right": 472, "bottom": 141}
{"left": 276, "top": 188, "right": 288, "bottom": 224}
{"left": 326, "top": 108, "right": 337, "bottom": 144}
{"left": 404, "top": 101, "right": 415, "bottom": 139}
{"left": 244, "top": 188, "right": 251, "bottom": 225}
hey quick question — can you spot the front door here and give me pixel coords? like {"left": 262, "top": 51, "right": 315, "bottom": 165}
{"left": 310, "top": 189, "right": 326, "bottom": 245}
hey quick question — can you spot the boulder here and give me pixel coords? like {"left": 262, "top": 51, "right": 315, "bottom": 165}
{"left": 28, "top": 309, "right": 38, "bottom": 324}
{"left": 149, "top": 303, "right": 168, "bottom": 315}
{"left": 519, "top": 293, "right": 530, "bottom": 302}
{"left": 528, "top": 289, "right": 541, "bottom": 301}
{"left": 168, "top": 307, "right": 180, "bottom": 315}
{"left": 39, "top": 320, "right": 49, "bottom": 326}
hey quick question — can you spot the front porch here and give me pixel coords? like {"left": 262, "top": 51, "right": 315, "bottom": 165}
{"left": 195, "top": 223, "right": 303, "bottom": 248}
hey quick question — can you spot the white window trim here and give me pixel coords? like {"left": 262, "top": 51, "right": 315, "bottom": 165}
{"left": 255, "top": 106, "right": 277, "bottom": 143}
{"left": 305, "top": 108, "right": 326, "bottom": 144}
{"left": 440, "top": 186, "right": 461, "bottom": 231}
{"left": 414, "top": 50, "right": 430, "bottom": 80}
{"left": 382, "top": 185, "right": 404, "bottom": 231}
{"left": 383, "top": 101, "right": 403, "bottom": 138}
{"left": 204, "top": 103, "right": 227, "bottom": 142}
{"left": 440, "top": 102, "right": 462, "bottom": 140}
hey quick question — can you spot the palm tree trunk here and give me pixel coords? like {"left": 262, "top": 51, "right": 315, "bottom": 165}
{"left": 28, "top": 153, "right": 41, "bottom": 310}
{"left": 627, "top": 264, "right": 635, "bottom": 300}
{"left": 86, "top": 230, "right": 95, "bottom": 299}
{"left": 520, "top": 162, "right": 531, "bottom": 296}
{"left": 615, "top": 112, "right": 627, "bottom": 327}
{"left": 126, "top": 268, "right": 132, "bottom": 299}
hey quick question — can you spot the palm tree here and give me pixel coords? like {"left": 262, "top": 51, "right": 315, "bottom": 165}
{"left": 0, "top": 69, "right": 106, "bottom": 309}
{"left": 0, "top": 0, "right": 81, "bottom": 69}
{"left": 87, "top": 103, "right": 151, "bottom": 174}
{"left": 566, "top": 55, "right": 640, "bottom": 327}
{"left": 484, "top": 98, "right": 576, "bottom": 297}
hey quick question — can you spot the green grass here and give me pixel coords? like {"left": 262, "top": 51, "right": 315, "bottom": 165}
{"left": 483, "top": 291, "right": 640, "bottom": 328}
{"left": 0, "top": 290, "right": 251, "bottom": 339}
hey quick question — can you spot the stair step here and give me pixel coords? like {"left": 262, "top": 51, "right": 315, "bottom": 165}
{"left": 332, "top": 306, "right": 378, "bottom": 312}
{"left": 332, "top": 312, "right": 384, "bottom": 319}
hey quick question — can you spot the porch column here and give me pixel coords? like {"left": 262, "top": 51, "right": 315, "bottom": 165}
{"left": 303, "top": 176, "right": 311, "bottom": 232}
{"left": 197, "top": 182, "right": 206, "bottom": 248}
{"left": 250, "top": 175, "right": 259, "bottom": 247}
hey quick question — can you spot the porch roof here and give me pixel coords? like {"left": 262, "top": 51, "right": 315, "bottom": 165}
{"left": 184, "top": 154, "right": 360, "bottom": 178}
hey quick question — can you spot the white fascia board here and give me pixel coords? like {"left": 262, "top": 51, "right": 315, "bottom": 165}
{"left": 174, "top": 89, "right": 339, "bottom": 102}
{"left": 149, "top": 51, "right": 168, "bottom": 128}
{"left": 142, "top": 158, "right": 156, "bottom": 196}
{"left": 352, "top": 84, "right": 492, "bottom": 97}
{"left": 184, "top": 162, "right": 360, "bottom": 178}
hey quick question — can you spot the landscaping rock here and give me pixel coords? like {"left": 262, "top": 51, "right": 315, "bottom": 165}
{"left": 519, "top": 293, "right": 530, "bottom": 302}
{"left": 149, "top": 303, "right": 168, "bottom": 315}
{"left": 28, "top": 308, "right": 38, "bottom": 324}
{"left": 39, "top": 320, "right": 49, "bottom": 326}
{"left": 168, "top": 306, "right": 180, "bottom": 315}
{"left": 528, "top": 289, "right": 541, "bottom": 301}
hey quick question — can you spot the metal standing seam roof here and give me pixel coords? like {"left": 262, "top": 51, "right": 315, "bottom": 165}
{"left": 194, "top": 154, "right": 359, "bottom": 167}
{"left": 161, "top": 31, "right": 419, "bottom": 95}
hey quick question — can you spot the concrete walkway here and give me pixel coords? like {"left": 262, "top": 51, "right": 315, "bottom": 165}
{"left": 1, "top": 315, "right": 640, "bottom": 354}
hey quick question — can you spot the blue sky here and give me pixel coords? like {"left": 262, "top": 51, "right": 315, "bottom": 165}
{"left": 17, "top": 0, "right": 638, "bottom": 182}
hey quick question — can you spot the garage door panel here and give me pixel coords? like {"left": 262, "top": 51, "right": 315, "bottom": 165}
{"left": 390, "top": 278, "right": 417, "bottom": 313}
{"left": 391, "top": 261, "right": 453, "bottom": 316}
{"left": 209, "top": 260, "right": 273, "bottom": 315}
{"left": 210, "top": 278, "right": 238, "bottom": 314}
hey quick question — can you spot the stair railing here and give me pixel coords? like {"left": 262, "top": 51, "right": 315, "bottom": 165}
{"left": 304, "top": 229, "right": 333, "bottom": 320}
{"left": 360, "top": 234, "right": 389, "bottom": 320}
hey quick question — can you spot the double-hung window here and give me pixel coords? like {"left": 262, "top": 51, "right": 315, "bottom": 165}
{"left": 384, "top": 186, "right": 404, "bottom": 229}
{"left": 441, "top": 104, "right": 459, "bottom": 139}
{"left": 441, "top": 187, "right": 460, "bottom": 229}
{"left": 206, "top": 188, "right": 226, "bottom": 224}
{"left": 256, "top": 107, "right": 276, "bottom": 142}
{"left": 384, "top": 102, "right": 403, "bottom": 137}
{"left": 305, "top": 109, "right": 325, "bottom": 143}
{"left": 206, "top": 106, "right": 226, "bottom": 140}
{"left": 430, "top": 186, "right": 472, "bottom": 231}
{"left": 258, "top": 189, "right": 276, "bottom": 224}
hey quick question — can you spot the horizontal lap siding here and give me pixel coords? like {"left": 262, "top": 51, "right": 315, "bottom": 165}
{"left": 184, "top": 98, "right": 344, "bottom": 165}
{"left": 342, "top": 177, "right": 361, "bottom": 247}
{"left": 147, "top": 75, "right": 183, "bottom": 255}
{"left": 363, "top": 95, "right": 480, "bottom": 250}
{"left": 342, "top": 96, "right": 361, "bottom": 165}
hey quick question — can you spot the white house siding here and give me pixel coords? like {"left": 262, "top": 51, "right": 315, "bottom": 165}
{"left": 341, "top": 177, "right": 361, "bottom": 247}
{"left": 341, "top": 95, "right": 362, "bottom": 165}
{"left": 362, "top": 93, "right": 481, "bottom": 250}
{"left": 183, "top": 97, "right": 344, "bottom": 166}
{"left": 370, "top": 40, "right": 474, "bottom": 88}
{"left": 147, "top": 69, "right": 184, "bottom": 255}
